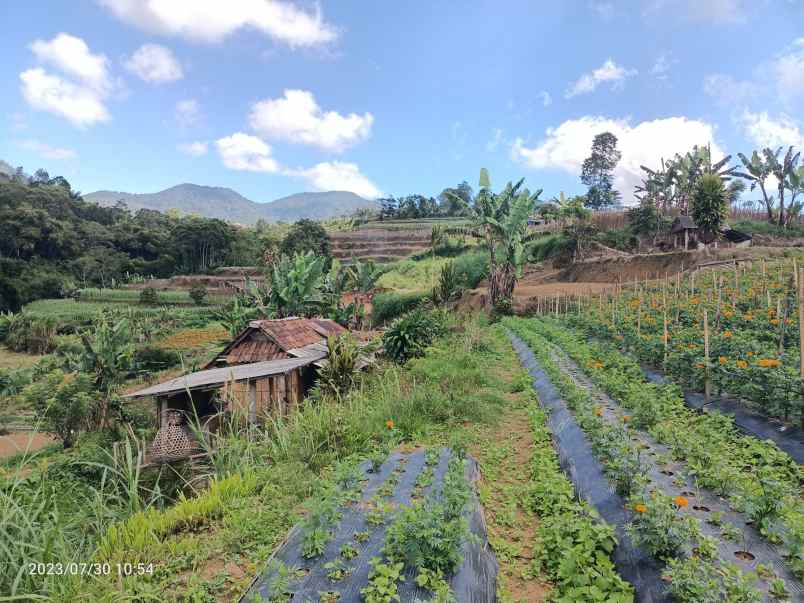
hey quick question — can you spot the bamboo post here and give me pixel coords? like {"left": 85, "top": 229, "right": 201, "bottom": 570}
{"left": 799, "top": 268, "right": 804, "bottom": 380}
{"left": 703, "top": 308, "right": 711, "bottom": 403}
{"left": 663, "top": 310, "right": 669, "bottom": 366}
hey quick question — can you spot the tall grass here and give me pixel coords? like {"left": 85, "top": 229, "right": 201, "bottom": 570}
{"left": 78, "top": 288, "right": 231, "bottom": 306}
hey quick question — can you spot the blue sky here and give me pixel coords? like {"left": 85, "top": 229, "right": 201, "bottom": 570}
{"left": 1, "top": 0, "right": 803, "bottom": 204}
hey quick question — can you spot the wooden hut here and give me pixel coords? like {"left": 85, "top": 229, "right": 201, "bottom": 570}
{"left": 126, "top": 317, "right": 346, "bottom": 463}
{"left": 670, "top": 215, "right": 698, "bottom": 250}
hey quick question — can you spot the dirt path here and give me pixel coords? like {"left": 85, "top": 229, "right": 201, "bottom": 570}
{"left": 471, "top": 392, "right": 550, "bottom": 602}
{"left": 0, "top": 431, "right": 57, "bottom": 459}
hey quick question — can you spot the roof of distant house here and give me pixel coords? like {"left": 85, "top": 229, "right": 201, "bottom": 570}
{"left": 671, "top": 215, "right": 697, "bottom": 233}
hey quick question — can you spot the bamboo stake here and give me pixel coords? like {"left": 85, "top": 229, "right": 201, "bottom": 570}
{"left": 704, "top": 308, "right": 711, "bottom": 402}
{"left": 663, "top": 310, "right": 669, "bottom": 366}
{"left": 799, "top": 267, "right": 804, "bottom": 380}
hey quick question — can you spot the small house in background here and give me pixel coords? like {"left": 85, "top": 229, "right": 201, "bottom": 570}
{"left": 670, "top": 215, "right": 698, "bottom": 250}
{"left": 126, "top": 317, "right": 347, "bottom": 464}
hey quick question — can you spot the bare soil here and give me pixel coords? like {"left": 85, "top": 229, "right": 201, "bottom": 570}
{"left": 0, "top": 431, "right": 57, "bottom": 459}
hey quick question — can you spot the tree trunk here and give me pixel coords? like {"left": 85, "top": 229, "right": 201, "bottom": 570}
{"left": 759, "top": 182, "right": 774, "bottom": 223}
{"left": 489, "top": 264, "right": 516, "bottom": 313}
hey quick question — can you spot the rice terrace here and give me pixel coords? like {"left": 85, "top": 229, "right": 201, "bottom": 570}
{"left": 3, "top": 2, "right": 804, "bottom": 602}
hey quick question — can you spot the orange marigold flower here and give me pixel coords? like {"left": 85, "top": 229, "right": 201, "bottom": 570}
{"left": 723, "top": 330, "right": 733, "bottom": 338}
{"left": 385, "top": 419, "right": 395, "bottom": 429}
{"left": 635, "top": 504, "right": 648, "bottom": 513}
{"left": 673, "top": 495, "right": 689, "bottom": 509}
{"left": 757, "top": 358, "right": 781, "bottom": 368}
{"left": 736, "top": 360, "right": 748, "bottom": 369}
{"left": 622, "top": 415, "right": 631, "bottom": 423}
{"left": 747, "top": 351, "right": 754, "bottom": 357}
{"left": 744, "top": 313, "right": 754, "bottom": 321}
{"left": 770, "top": 318, "right": 780, "bottom": 325}
{"left": 718, "top": 356, "right": 727, "bottom": 365}
{"left": 594, "top": 406, "right": 603, "bottom": 417}
{"left": 695, "top": 362, "right": 705, "bottom": 369}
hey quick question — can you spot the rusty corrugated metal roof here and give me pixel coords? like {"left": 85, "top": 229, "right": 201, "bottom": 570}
{"left": 255, "top": 318, "right": 345, "bottom": 350}
{"left": 225, "top": 331, "right": 285, "bottom": 364}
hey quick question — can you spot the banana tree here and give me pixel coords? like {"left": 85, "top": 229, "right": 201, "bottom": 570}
{"left": 446, "top": 168, "right": 541, "bottom": 313}
{"left": 767, "top": 146, "right": 801, "bottom": 227}
{"left": 268, "top": 251, "right": 326, "bottom": 317}
{"left": 735, "top": 150, "right": 776, "bottom": 222}
{"left": 786, "top": 165, "right": 804, "bottom": 226}
{"left": 347, "top": 258, "right": 382, "bottom": 327}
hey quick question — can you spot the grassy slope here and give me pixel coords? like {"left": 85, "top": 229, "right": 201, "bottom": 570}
{"left": 40, "top": 316, "right": 553, "bottom": 602}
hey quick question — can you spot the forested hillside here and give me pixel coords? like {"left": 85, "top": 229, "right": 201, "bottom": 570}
{"left": 0, "top": 171, "right": 267, "bottom": 311}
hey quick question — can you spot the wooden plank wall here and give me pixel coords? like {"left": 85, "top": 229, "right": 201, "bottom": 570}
{"left": 222, "top": 368, "right": 305, "bottom": 422}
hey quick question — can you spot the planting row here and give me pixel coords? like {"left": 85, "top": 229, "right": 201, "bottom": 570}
{"left": 563, "top": 259, "right": 803, "bottom": 424}
{"left": 506, "top": 317, "right": 804, "bottom": 601}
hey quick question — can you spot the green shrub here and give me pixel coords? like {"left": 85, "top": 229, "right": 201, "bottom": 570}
{"left": 134, "top": 345, "right": 182, "bottom": 372}
{"left": 22, "top": 369, "right": 95, "bottom": 448}
{"left": 382, "top": 309, "right": 448, "bottom": 364}
{"left": 433, "top": 261, "right": 462, "bottom": 304}
{"left": 189, "top": 283, "right": 208, "bottom": 305}
{"left": 316, "top": 334, "right": 360, "bottom": 399}
{"left": 139, "top": 287, "right": 158, "bottom": 305}
{"left": 451, "top": 249, "right": 489, "bottom": 288}
{"left": 372, "top": 291, "right": 428, "bottom": 324}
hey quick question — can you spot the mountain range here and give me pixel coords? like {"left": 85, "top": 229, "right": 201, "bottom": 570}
{"left": 82, "top": 184, "right": 378, "bottom": 224}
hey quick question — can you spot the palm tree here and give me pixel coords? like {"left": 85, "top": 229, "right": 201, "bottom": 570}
{"left": 446, "top": 168, "right": 541, "bottom": 313}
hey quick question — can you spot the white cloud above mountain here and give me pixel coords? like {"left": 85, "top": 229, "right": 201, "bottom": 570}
{"left": 512, "top": 115, "right": 723, "bottom": 202}
{"left": 249, "top": 89, "right": 373, "bottom": 153}
{"left": 125, "top": 44, "right": 183, "bottom": 83}
{"left": 565, "top": 59, "right": 637, "bottom": 98}
{"left": 98, "top": 0, "right": 338, "bottom": 47}
{"left": 215, "top": 132, "right": 280, "bottom": 172}
{"left": 21, "top": 33, "right": 112, "bottom": 127}
{"left": 287, "top": 161, "right": 383, "bottom": 198}
{"left": 17, "top": 139, "right": 77, "bottom": 160}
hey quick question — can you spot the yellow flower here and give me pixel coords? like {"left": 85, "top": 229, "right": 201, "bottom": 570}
{"left": 635, "top": 504, "right": 647, "bottom": 513}
{"left": 747, "top": 351, "right": 754, "bottom": 357}
{"left": 757, "top": 358, "right": 781, "bottom": 368}
{"left": 770, "top": 318, "right": 780, "bottom": 325}
{"left": 594, "top": 406, "right": 603, "bottom": 417}
{"left": 736, "top": 360, "right": 748, "bottom": 369}
{"left": 718, "top": 356, "right": 727, "bottom": 365}
{"left": 673, "top": 495, "right": 689, "bottom": 509}
{"left": 744, "top": 313, "right": 754, "bottom": 321}
{"left": 723, "top": 330, "right": 733, "bottom": 338}
{"left": 385, "top": 419, "right": 395, "bottom": 429}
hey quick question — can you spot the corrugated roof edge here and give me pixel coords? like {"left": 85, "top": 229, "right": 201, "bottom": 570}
{"left": 125, "top": 353, "right": 325, "bottom": 399}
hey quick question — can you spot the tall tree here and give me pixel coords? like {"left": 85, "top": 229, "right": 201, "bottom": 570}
{"left": 581, "top": 132, "right": 622, "bottom": 209}
{"left": 692, "top": 173, "right": 728, "bottom": 240}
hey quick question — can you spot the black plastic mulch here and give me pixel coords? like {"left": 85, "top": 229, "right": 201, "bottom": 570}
{"left": 507, "top": 331, "right": 670, "bottom": 603}
{"left": 639, "top": 364, "right": 804, "bottom": 465}
{"left": 239, "top": 448, "right": 497, "bottom": 603}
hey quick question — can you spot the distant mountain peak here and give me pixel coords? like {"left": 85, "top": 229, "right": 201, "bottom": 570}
{"left": 83, "top": 184, "right": 377, "bottom": 224}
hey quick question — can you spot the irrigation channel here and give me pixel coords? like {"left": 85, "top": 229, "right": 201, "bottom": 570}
{"left": 240, "top": 448, "right": 497, "bottom": 602}
{"left": 508, "top": 324, "right": 804, "bottom": 602}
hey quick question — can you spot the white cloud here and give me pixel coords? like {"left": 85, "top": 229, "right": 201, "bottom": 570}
{"left": 651, "top": 52, "right": 677, "bottom": 81}
{"left": 512, "top": 115, "right": 723, "bottom": 202}
{"left": 288, "top": 161, "right": 382, "bottom": 198}
{"left": 22, "top": 34, "right": 112, "bottom": 128}
{"left": 249, "top": 89, "right": 373, "bottom": 152}
{"left": 486, "top": 128, "right": 504, "bottom": 152}
{"left": 215, "top": 133, "right": 279, "bottom": 172}
{"left": 538, "top": 91, "right": 552, "bottom": 107}
{"left": 590, "top": 2, "right": 614, "bottom": 20}
{"left": 20, "top": 68, "right": 110, "bottom": 127}
{"left": 175, "top": 99, "right": 201, "bottom": 127}
{"left": 98, "top": 0, "right": 338, "bottom": 47}
{"left": 772, "top": 38, "right": 804, "bottom": 104}
{"left": 125, "top": 44, "right": 183, "bottom": 83}
{"left": 703, "top": 73, "right": 758, "bottom": 105}
{"left": 565, "top": 59, "right": 637, "bottom": 98}
{"left": 30, "top": 33, "right": 110, "bottom": 92}
{"left": 177, "top": 141, "right": 208, "bottom": 156}
{"left": 642, "top": 0, "right": 747, "bottom": 24}
{"left": 17, "top": 139, "right": 77, "bottom": 160}
{"left": 738, "top": 111, "right": 804, "bottom": 149}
